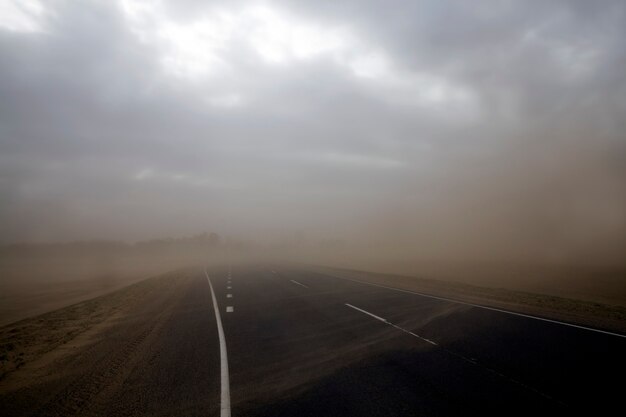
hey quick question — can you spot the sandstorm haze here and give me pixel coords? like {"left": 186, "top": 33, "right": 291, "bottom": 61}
{"left": 1, "top": 0, "right": 625, "bottom": 268}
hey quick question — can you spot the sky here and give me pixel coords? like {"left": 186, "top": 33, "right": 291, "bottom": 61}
{"left": 0, "top": 0, "right": 625, "bottom": 264}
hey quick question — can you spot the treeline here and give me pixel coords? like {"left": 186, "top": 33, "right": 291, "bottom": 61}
{"left": 0, "top": 232, "right": 349, "bottom": 259}
{"left": 0, "top": 232, "right": 223, "bottom": 258}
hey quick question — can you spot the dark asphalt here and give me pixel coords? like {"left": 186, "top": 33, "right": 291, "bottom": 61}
{"left": 216, "top": 266, "right": 626, "bottom": 416}
{"left": 1, "top": 266, "right": 624, "bottom": 416}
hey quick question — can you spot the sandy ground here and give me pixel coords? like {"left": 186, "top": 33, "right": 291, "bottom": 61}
{"left": 0, "top": 254, "right": 207, "bottom": 326}
{"left": 0, "top": 267, "right": 220, "bottom": 417}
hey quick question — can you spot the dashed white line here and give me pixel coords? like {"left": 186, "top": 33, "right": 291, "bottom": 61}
{"left": 344, "top": 302, "right": 560, "bottom": 402}
{"left": 205, "top": 270, "right": 231, "bottom": 417}
{"left": 345, "top": 303, "right": 437, "bottom": 346}
{"left": 226, "top": 306, "right": 234, "bottom": 313}
{"left": 227, "top": 286, "right": 232, "bottom": 289}
{"left": 290, "top": 279, "right": 309, "bottom": 289}
{"left": 227, "top": 294, "right": 232, "bottom": 298}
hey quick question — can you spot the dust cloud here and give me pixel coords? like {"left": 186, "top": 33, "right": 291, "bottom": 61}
{"left": 1, "top": 0, "right": 625, "bottom": 316}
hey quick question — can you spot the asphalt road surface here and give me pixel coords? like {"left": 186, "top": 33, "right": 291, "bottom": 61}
{"left": 2, "top": 265, "right": 625, "bottom": 416}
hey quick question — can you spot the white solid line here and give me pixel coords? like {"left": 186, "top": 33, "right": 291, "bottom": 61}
{"left": 226, "top": 306, "right": 234, "bottom": 313}
{"left": 290, "top": 279, "right": 309, "bottom": 289}
{"left": 205, "top": 270, "right": 231, "bottom": 417}
{"left": 345, "top": 303, "right": 438, "bottom": 346}
{"left": 330, "top": 274, "right": 626, "bottom": 339}
{"left": 227, "top": 294, "right": 232, "bottom": 298}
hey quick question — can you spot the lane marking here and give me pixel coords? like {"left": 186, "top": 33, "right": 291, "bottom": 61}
{"left": 328, "top": 273, "right": 626, "bottom": 339}
{"left": 345, "top": 303, "right": 437, "bottom": 346}
{"left": 290, "top": 279, "right": 309, "bottom": 289}
{"left": 344, "top": 302, "right": 561, "bottom": 404}
{"left": 226, "top": 306, "right": 234, "bottom": 313}
{"left": 205, "top": 270, "right": 231, "bottom": 417}
{"left": 227, "top": 294, "right": 232, "bottom": 298}
{"left": 227, "top": 286, "right": 232, "bottom": 289}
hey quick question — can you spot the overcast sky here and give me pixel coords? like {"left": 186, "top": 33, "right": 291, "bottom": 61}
{"left": 0, "top": 1, "right": 624, "bottom": 262}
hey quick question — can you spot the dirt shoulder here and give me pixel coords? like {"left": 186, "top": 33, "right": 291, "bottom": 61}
{"left": 0, "top": 267, "right": 221, "bottom": 417}
{"left": 0, "top": 267, "right": 197, "bottom": 384}
{"left": 309, "top": 265, "right": 626, "bottom": 335}
{"left": 0, "top": 255, "right": 207, "bottom": 326}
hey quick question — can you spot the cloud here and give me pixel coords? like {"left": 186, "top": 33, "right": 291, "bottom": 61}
{"left": 0, "top": 0, "right": 48, "bottom": 33}
{"left": 0, "top": 0, "right": 624, "bottom": 265}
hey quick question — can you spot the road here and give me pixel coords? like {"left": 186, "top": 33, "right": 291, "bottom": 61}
{"left": 1, "top": 265, "right": 624, "bottom": 416}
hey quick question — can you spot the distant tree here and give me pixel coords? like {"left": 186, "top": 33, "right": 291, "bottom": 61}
{"left": 208, "top": 232, "right": 221, "bottom": 246}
